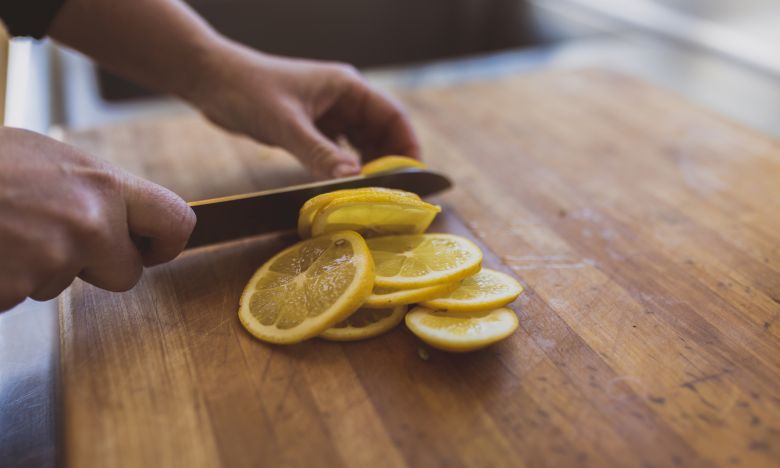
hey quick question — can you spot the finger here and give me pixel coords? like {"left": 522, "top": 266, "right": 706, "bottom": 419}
{"left": 318, "top": 82, "right": 420, "bottom": 162}
{"left": 285, "top": 114, "right": 361, "bottom": 179}
{"left": 123, "top": 176, "right": 196, "bottom": 266}
{"left": 0, "top": 294, "right": 26, "bottom": 313}
{"left": 79, "top": 233, "right": 144, "bottom": 292}
{"left": 30, "top": 264, "right": 81, "bottom": 301}
{"left": 0, "top": 272, "right": 32, "bottom": 312}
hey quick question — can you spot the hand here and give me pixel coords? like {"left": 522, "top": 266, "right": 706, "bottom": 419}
{"left": 192, "top": 44, "right": 420, "bottom": 179}
{"left": 0, "top": 127, "right": 196, "bottom": 311}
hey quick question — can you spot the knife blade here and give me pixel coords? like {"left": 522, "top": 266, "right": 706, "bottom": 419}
{"left": 185, "top": 168, "right": 452, "bottom": 249}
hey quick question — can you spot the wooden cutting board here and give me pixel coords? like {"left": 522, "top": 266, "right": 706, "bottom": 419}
{"left": 59, "top": 69, "right": 780, "bottom": 468}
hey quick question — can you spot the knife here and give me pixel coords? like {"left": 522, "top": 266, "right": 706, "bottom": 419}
{"left": 185, "top": 168, "right": 452, "bottom": 249}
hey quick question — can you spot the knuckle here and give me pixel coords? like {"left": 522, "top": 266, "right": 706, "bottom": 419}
{"left": 89, "top": 167, "right": 123, "bottom": 192}
{"left": 71, "top": 202, "right": 111, "bottom": 244}
{"left": 40, "top": 241, "right": 72, "bottom": 271}
{"left": 307, "top": 142, "right": 337, "bottom": 173}
{"left": 329, "top": 63, "right": 361, "bottom": 82}
{"left": 62, "top": 181, "right": 117, "bottom": 245}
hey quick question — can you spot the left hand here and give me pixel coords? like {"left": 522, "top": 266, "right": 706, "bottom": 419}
{"left": 193, "top": 44, "right": 421, "bottom": 179}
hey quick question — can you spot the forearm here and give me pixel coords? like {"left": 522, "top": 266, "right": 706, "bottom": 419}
{"left": 48, "top": 0, "right": 230, "bottom": 102}
{"left": 47, "top": 0, "right": 419, "bottom": 179}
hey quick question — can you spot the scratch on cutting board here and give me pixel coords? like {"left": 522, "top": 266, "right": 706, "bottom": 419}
{"left": 670, "top": 146, "right": 726, "bottom": 194}
{"left": 200, "top": 317, "right": 232, "bottom": 336}
{"left": 637, "top": 292, "right": 688, "bottom": 306}
{"left": 717, "top": 384, "right": 740, "bottom": 418}
{"left": 569, "top": 207, "right": 605, "bottom": 223}
{"left": 605, "top": 375, "right": 649, "bottom": 403}
{"left": 503, "top": 254, "right": 596, "bottom": 271}
{"left": 679, "top": 368, "right": 734, "bottom": 392}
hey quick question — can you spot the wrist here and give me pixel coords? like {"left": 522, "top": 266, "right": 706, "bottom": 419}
{"left": 180, "top": 37, "right": 263, "bottom": 111}
{"left": 171, "top": 34, "right": 229, "bottom": 104}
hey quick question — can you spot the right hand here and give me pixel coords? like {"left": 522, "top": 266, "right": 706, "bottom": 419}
{"left": 0, "top": 127, "right": 196, "bottom": 312}
{"left": 192, "top": 46, "right": 420, "bottom": 180}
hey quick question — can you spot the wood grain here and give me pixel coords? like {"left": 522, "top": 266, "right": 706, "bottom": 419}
{"left": 60, "top": 69, "right": 780, "bottom": 467}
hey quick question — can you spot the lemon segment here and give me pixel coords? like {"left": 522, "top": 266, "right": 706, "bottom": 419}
{"left": 405, "top": 306, "right": 518, "bottom": 352}
{"left": 310, "top": 193, "right": 440, "bottom": 238}
{"left": 320, "top": 306, "right": 407, "bottom": 341}
{"left": 363, "top": 282, "right": 459, "bottom": 308}
{"left": 361, "top": 155, "right": 427, "bottom": 175}
{"left": 367, "top": 234, "right": 482, "bottom": 289}
{"left": 238, "top": 231, "right": 374, "bottom": 344}
{"left": 421, "top": 269, "right": 523, "bottom": 312}
{"left": 297, "top": 188, "right": 420, "bottom": 238}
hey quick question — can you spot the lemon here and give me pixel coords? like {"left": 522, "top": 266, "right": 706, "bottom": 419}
{"left": 405, "top": 306, "right": 518, "bottom": 352}
{"left": 361, "top": 155, "right": 427, "bottom": 175}
{"left": 363, "top": 282, "right": 459, "bottom": 308}
{"left": 320, "top": 306, "right": 407, "bottom": 341}
{"left": 367, "top": 234, "right": 482, "bottom": 289}
{"left": 238, "top": 231, "right": 374, "bottom": 344}
{"left": 421, "top": 269, "right": 523, "bottom": 312}
{"left": 310, "top": 192, "right": 440, "bottom": 238}
{"left": 297, "top": 188, "right": 420, "bottom": 238}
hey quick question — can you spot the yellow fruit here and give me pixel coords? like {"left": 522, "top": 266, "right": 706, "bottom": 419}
{"left": 297, "top": 187, "right": 420, "bottom": 238}
{"left": 421, "top": 268, "right": 523, "bottom": 312}
{"left": 310, "top": 192, "right": 440, "bottom": 238}
{"left": 367, "top": 234, "right": 482, "bottom": 289}
{"left": 320, "top": 306, "right": 407, "bottom": 341}
{"left": 405, "top": 306, "right": 518, "bottom": 352}
{"left": 363, "top": 282, "right": 459, "bottom": 308}
{"left": 238, "top": 231, "right": 374, "bottom": 344}
{"left": 361, "top": 155, "right": 427, "bottom": 175}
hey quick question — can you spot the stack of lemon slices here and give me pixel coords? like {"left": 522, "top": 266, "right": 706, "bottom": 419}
{"left": 238, "top": 161, "right": 523, "bottom": 352}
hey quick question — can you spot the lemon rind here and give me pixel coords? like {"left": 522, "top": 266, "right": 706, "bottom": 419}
{"left": 298, "top": 188, "right": 420, "bottom": 238}
{"left": 238, "top": 230, "right": 374, "bottom": 344}
{"left": 310, "top": 195, "right": 440, "bottom": 238}
{"left": 361, "top": 156, "right": 427, "bottom": 175}
{"left": 363, "top": 281, "right": 460, "bottom": 308}
{"left": 405, "top": 306, "right": 518, "bottom": 352}
{"left": 319, "top": 305, "right": 407, "bottom": 341}
{"left": 370, "top": 234, "right": 483, "bottom": 289}
{"left": 421, "top": 269, "right": 523, "bottom": 312}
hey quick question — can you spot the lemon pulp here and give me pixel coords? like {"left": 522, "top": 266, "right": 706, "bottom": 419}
{"left": 367, "top": 234, "right": 482, "bottom": 288}
{"left": 238, "top": 231, "right": 374, "bottom": 344}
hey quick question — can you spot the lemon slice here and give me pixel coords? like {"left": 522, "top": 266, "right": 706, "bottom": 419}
{"left": 310, "top": 193, "right": 440, "bottom": 238}
{"left": 238, "top": 231, "right": 374, "bottom": 344}
{"left": 320, "top": 306, "right": 407, "bottom": 341}
{"left": 405, "top": 306, "right": 518, "bottom": 352}
{"left": 421, "top": 269, "right": 523, "bottom": 312}
{"left": 297, "top": 188, "right": 420, "bottom": 238}
{"left": 361, "top": 155, "right": 427, "bottom": 175}
{"left": 367, "top": 234, "right": 482, "bottom": 289}
{"left": 363, "top": 282, "right": 459, "bottom": 308}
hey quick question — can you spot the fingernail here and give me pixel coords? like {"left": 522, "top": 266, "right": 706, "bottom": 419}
{"left": 332, "top": 163, "right": 359, "bottom": 178}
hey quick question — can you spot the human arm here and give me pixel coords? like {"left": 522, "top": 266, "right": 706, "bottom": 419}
{"left": 48, "top": 0, "right": 420, "bottom": 179}
{"left": 0, "top": 127, "right": 195, "bottom": 311}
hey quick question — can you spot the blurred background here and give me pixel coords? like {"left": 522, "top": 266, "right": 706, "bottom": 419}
{"left": 2, "top": 0, "right": 780, "bottom": 466}
{"left": 6, "top": 0, "right": 780, "bottom": 135}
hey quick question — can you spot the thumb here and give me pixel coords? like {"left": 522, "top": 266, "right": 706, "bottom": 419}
{"left": 285, "top": 119, "right": 360, "bottom": 179}
{"left": 122, "top": 175, "right": 196, "bottom": 266}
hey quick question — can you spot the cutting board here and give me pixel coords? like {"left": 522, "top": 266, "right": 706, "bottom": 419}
{"left": 59, "top": 69, "right": 780, "bottom": 468}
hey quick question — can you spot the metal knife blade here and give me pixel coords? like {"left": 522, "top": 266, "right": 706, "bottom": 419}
{"left": 185, "top": 168, "right": 452, "bottom": 249}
